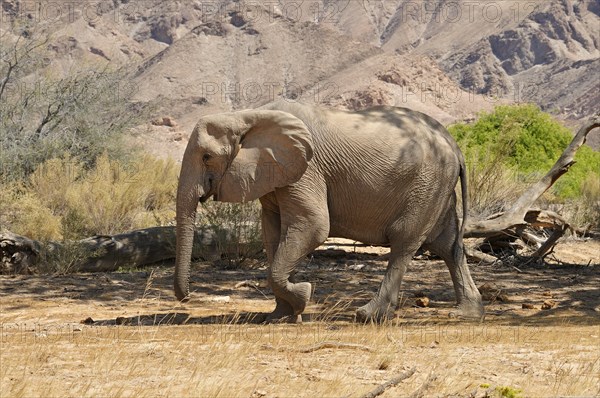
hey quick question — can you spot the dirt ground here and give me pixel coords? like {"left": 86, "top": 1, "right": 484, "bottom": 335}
{"left": 1, "top": 239, "right": 599, "bottom": 397}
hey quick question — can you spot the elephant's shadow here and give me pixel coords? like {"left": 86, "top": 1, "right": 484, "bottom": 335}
{"left": 90, "top": 311, "right": 355, "bottom": 326}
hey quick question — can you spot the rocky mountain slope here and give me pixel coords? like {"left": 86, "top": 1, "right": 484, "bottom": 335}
{"left": 1, "top": 0, "right": 598, "bottom": 155}
{"left": 321, "top": 0, "right": 599, "bottom": 120}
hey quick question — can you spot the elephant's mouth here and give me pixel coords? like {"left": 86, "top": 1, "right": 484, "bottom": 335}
{"left": 199, "top": 178, "right": 216, "bottom": 203}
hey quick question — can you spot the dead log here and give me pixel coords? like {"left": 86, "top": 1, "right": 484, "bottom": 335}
{"left": 1, "top": 226, "right": 258, "bottom": 274}
{"left": 463, "top": 116, "right": 599, "bottom": 261}
{"left": 464, "top": 247, "right": 502, "bottom": 265}
{"left": 531, "top": 224, "right": 568, "bottom": 259}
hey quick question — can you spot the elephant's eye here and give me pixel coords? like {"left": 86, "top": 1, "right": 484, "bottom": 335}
{"left": 202, "top": 153, "right": 212, "bottom": 164}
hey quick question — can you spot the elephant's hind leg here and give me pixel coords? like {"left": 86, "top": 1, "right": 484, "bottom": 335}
{"left": 423, "top": 208, "right": 483, "bottom": 319}
{"left": 356, "top": 246, "right": 418, "bottom": 323}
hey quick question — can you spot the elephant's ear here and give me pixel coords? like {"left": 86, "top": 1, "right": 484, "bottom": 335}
{"left": 217, "top": 110, "right": 314, "bottom": 202}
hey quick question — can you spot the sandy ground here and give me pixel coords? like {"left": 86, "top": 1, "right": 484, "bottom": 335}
{"left": 1, "top": 239, "right": 599, "bottom": 397}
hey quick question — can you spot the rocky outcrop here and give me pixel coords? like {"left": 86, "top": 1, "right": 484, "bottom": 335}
{"left": 333, "top": 88, "right": 394, "bottom": 111}
{"left": 191, "top": 21, "right": 228, "bottom": 37}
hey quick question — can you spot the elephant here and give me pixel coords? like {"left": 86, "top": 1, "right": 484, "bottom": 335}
{"left": 174, "top": 100, "right": 484, "bottom": 322}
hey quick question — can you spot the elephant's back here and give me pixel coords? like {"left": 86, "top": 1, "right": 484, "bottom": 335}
{"left": 324, "top": 105, "right": 461, "bottom": 167}
{"left": 265, "top": 101, "right": 462, "bottom": 179}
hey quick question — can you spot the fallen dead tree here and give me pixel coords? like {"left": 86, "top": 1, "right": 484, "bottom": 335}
{"left": 464, "top": 115, "right": 599, "bottom": 263}
{"left": 0, "top": 226, "right": 258, "bottom": 274}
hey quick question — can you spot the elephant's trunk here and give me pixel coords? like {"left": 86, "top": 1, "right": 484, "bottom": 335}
{"left": 174, "top": 176, "right": 201, "bottom": 302}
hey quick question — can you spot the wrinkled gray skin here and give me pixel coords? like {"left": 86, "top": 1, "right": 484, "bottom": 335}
{"left": 175, "top": 101, "right": 483, "bottom": 322}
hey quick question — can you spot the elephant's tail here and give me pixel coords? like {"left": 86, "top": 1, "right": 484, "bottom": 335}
{"left": 459, "top": 159, "right": 468, "bottom": 240}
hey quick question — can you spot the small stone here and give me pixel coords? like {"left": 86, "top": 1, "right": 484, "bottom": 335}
{"left": 541, "top": 299, "right": 556, "bottom": 310}
{"left": 415, "top": 297, "right": 430, "bottom": 307}
{"left": 163, "top": 117, "right": 177, "bottom": 127}
{"left": 81, "top": 317, "right": 95, "bottom": 325}
{"left": 522, "top": 303, "right": 535, "bottom": 309}
{"left": 478, "top": 282, "right": 497, "bottom": 293}
{"left": 478, "top": 283, "right": 502, "bottom": 301}
{"left": 204, "top": 296, "right": 231, "bottom": 303}
{"left": 151, "top": 116, "right": 177, "bottom": 127}
{"left": 252, "top": 390, "right": 267, "bottom": 397}
{"left": 498, "top": 294, "right": 510, "bottom": 302}
{"left": 348, "top": 263, "right": 366, "bottom": 271}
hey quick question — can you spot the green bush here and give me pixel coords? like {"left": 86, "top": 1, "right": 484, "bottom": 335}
{"left": 449, "top": 104, "right": 600, "bottom": 204}
{"left": 448, "top": 104, "right": 600, "bottom": 229}
{"left": 495, "top": 386, "right": 523, "bottom": 398}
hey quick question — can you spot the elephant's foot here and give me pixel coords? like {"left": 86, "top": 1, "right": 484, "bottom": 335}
{"left": 355, "top": 300, "right": 396, "bottom": 323}
{"left": 455, "top": 300, "right": 485, "bottom": 320}
{"left": 265, "top": 282, "right": 312, "bottom": 324}
{"left": 265, "top": 298, "right": 302, "bottom": 324}
{"left": 454, "top": 288, "right": 484, "bottom": 320}
{"left": 270, "top": 281, "right": 312, "bottom": 315}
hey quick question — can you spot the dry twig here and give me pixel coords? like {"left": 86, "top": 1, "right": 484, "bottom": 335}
{"left": 465, "top": 247, "right": 501, "bottom": 265}
{"left": 299, "top": 341, "right": 373, "bottom": 353}
{"left": 408, "top": 371, "right": 438, "bottom": 398}
{"left": 358, "top": 367, "right": 417, "bottom": 398}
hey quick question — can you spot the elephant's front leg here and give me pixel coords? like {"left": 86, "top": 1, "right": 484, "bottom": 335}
{"left": 260, "top": 205, "right": 297, "bottom": 322}
{"left": 263, "top": 194, "right": 329, "bottom": 323}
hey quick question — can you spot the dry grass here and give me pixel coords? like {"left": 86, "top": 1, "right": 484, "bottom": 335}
{"left": 200, "top": 201, "right": 263, "bottom": 267}
{"left": 1, "top": 306, "right": 598, "bottom": 397}
{"left": 2, "top": 154, "right": 179, "bottom": 241}
{"left": 1, "top": 240, "right": 599, "bottom": 397}
{"left": 561, "top": 174, "right": 600, "bottom": 231}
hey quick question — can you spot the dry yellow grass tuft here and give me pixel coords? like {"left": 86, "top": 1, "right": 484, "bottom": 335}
{"left": 2, "top": 154, "right": 179, "bottom": 241}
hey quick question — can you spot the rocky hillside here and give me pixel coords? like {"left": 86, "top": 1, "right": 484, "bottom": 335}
{"left": 1, "top": 0, "right": 598, "bottom": 155}
{"left": 317, "top": 0, "right": 599, "bottom": 121}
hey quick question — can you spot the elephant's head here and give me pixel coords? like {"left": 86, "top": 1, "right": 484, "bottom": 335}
{"left": 174, "top": 109, "right": 314, "bottom": 301}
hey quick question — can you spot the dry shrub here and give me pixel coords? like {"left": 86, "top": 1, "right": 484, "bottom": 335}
{"left": 199, "top": 201, "right": 263, "bottom": 267}
{"left": 64, "top": 153, "right": 179, "bottom": 237}
{"left": 461, "top": 142, "right": 532, "bottom": 219}
{"left": 4, "top": 192, "right": 63, "bottom": 241}
{"left": 28, "top": 156, "right": 83, "bottom": 215}
{"left": 65, "top": 156, "right": 142, "bottom": 236}
{"left": 558, "top": 174, "right": 600, "bottom": 231}
{"left": 4, "top": 154, "right": 179, "bottom": 241}
{"left": 2, "top": 153, "right": 264, "bottom": 271}
{"left": 35, "top": 242, "right": 93, "bottom": 275}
